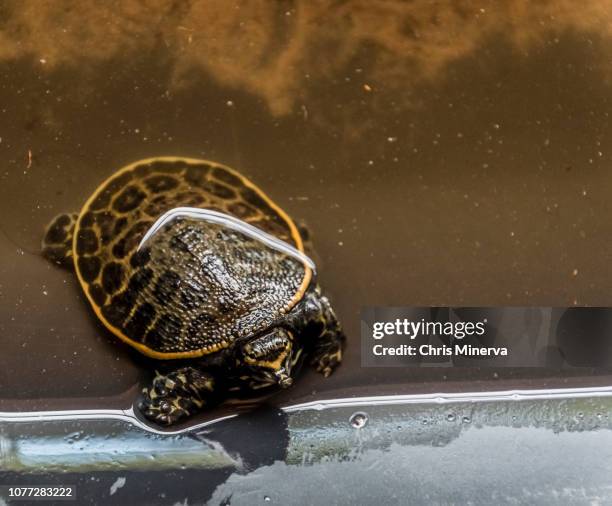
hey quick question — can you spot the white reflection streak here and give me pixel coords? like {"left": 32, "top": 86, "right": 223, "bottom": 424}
{"left": 283, "top": 385, "right": 612, "bottom": 412}
{"left": 137, "top": 207, "right": 316, "bottom": 271}
{"left": 0, "top": 408, "right": 241, "bottom": 472}
{"left": 0, "top": 407, "right": 237, "bottom": 436}
{"left": 3, "top": 386, "right": 612, "bottom": 431}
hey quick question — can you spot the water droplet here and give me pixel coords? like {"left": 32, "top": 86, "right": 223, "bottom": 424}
{"left": 447, "top": 413, "right": 456, "bottom": 422}
{"left": 462, "top": 416, "right": 471, "bottom": 424}
{"left": 349, "top": 412, "right": 368, "bottom": 429}
{"left": 264, "top": 496, "right": 271, "bottom": 502}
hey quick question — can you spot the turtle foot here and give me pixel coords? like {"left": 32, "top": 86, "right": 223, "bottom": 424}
{"left": 138, "top": 367, "right": 216, "bottom": 426}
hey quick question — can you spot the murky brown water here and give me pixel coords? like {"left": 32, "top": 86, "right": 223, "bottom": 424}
{"left": 2, "top": 1, "right": 612, "bottom": 420}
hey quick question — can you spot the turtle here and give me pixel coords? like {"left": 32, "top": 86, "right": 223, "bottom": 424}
{"left": 41, "top": 157, "right": 345, "bottom": 426}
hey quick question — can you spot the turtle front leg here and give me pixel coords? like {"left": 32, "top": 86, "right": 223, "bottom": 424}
{"left": 138, "top": 366, "right": 216, "bottom": 426}
{"left": 300, "top": 287, "right": 345, "bottom": 377}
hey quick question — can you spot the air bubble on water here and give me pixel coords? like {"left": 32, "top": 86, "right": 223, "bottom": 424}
{"left": 462, "top": 416, "right": 471, "bottom": 424}
{"left": 264, "top": 497, "right": 271, "bottom": 502}
{"left": 350, "top": 412, "right": 368, "bottom": 429}
{"left": 447, "top": 413, "right": 456, "bottom": 422}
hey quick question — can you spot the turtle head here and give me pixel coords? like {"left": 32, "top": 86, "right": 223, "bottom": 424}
{"left": 242, "top": 328, "right": 300, "bottom": 389}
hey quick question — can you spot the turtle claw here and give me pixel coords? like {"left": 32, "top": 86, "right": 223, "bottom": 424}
{"left": 311, "top": 346, "right": 343, "bottom": 377}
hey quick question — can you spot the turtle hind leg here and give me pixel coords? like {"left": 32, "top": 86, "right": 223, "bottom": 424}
{"left": 301, "top": 287, "right": 345, "bottom": 377}
{"left": 311, "top": 298, "right": 345, "bottom": 377}
{"left": 138, "top": 366, "right": 217, "bottom": 426}
{"left": 41, "top": 213, "right": 78, "bottom": 268}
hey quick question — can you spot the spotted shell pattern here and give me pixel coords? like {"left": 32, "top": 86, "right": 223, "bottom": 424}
{"left": 71, "top": 157, "right": 309, "bottom": 359}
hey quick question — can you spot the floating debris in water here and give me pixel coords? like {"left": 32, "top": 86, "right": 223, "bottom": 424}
{"left": 109, "top": 477, "right": 126, "bottom": 496}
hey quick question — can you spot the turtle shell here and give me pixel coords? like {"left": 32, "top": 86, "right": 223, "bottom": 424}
{"left": 72, "top": 157, "right": 312, "bottom": 359}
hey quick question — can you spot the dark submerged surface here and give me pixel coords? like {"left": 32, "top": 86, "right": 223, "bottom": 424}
{"left": 2, "top": 1, "right": 612, "bottom": 503}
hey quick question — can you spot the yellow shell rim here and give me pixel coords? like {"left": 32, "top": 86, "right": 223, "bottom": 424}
{"left": 73, "top": 156, "right": 312, "bottom": 360}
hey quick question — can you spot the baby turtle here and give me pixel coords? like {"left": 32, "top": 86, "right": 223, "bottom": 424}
{"left": 42, "top": 157, "right": 344, "bottom": 426}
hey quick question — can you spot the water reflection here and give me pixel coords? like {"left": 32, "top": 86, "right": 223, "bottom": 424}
{"left": 2, "top": 1, "right": 612, "bottom": 115}
{"left": 138, "top": 207, "right": 316, "bottom": 272}
{"left": 2, "top": 385, "right": 612, "bottom": 473}
{"left": 0, "top": 409, "right": 239, "bottom": 472}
